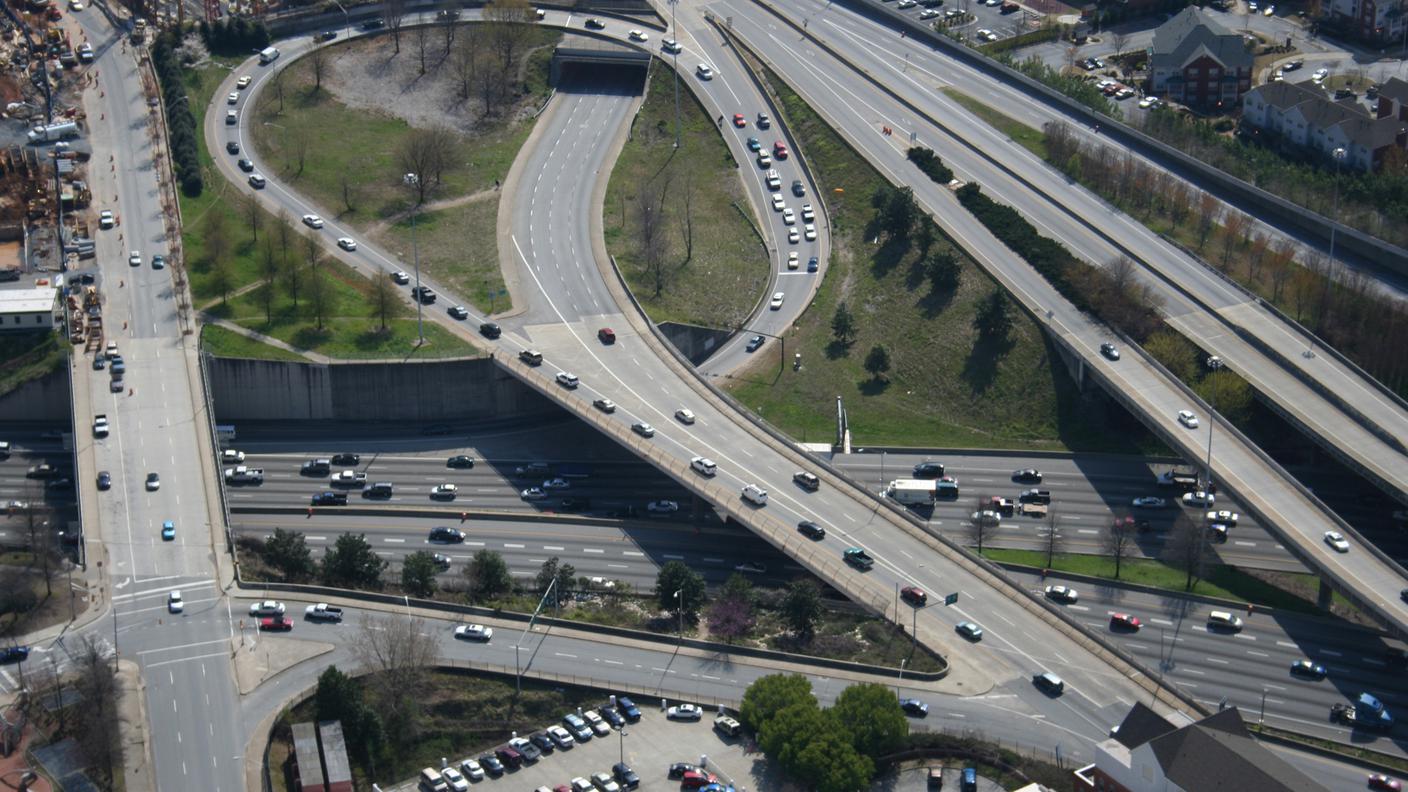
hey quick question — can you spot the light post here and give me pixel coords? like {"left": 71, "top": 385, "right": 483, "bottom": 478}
{"left": 674, "top": 588, "right": 685, "bottom": 642}
{"left": 1307, "top": 146, "right": 1345, "bottom": 359}
{"left": 330, "top": 0, "right": 350, "bottom": 40}
{"left": 619, "top": 727, "right": 628, "bottom": 764}
{"left": 403, "top": 173, "right": 426, "bottom": 346}
{"left": 670, "top": 0, "right": 681, "bottom": 149}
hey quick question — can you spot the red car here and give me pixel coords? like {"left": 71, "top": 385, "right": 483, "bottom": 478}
{"left": 260, "top": 615, "right": 293, "bottom": 632}
{"left": 1110, "top": 613, "right": 1142, "bottom": 631}
{"left": 598, "top": 327, "right": 616, "bottom": 344}
{"left": 1369, "top": 774, "right": 1403, "bottom": 791}
{"left": 901, "top": 586, "right": 927, "bottom": 606}
{"left": 680, "top": 771, "right": 718, "bottom": 789}
{"left": 773, "top": 141, "right": 789, "bottom": 159}
{"left": 732, "top": 113, "right": 746, "bottom": 128}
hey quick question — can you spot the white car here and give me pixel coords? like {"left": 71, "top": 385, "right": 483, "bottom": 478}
{"left": 1139, "top": 96, "right": 1158, "bottom": 108}
{"left": 628, "top": 29, "right": 649, "bottom": 41}
{"left": 771, "top": 194, "right": 785, "bottom": 211}
{"left": 98, "top": 210, "right": 114, "bottom": 229}
{"left": 897, "top": 0, "right": 916, "bottom": 7}
{"left": 520, "top": 487, "right": 547, "bottom": 501}
{"left": 1324, "top": 531, "right": 1350, "bottom": 552}
{"left": 168, "top": 590, "right": 184, "bottom": 613}
{"left": 459, "top": 759, "right": 485, "bottom": 781}
{"left": 583, "top": 709, "right": 611, "bottom": 736}
{"left": 391, "top": 271, "right": 411, "bottom": 284}
{"left": 920, "top": 8, "right": 940, "bottom": 18}
{"left": 555, "top": 372, "right": 579, "bottom": 389}
{"left": 782, "top": 208, "right": 796, "bottom": 225}
{"left": 741, "top": 483, "right": 768, "bottom": 506}
{"left": 236, "top": 75, "right": 252, "bottom": 89}
{"left": 431, "top": 483, "right": 458, "bottom": 499}
{"left": 675, "top": 408, "right": 695, "bottom": 424}
{"left": 546, "top": 725, "right": 575, "bottom": 749}
{"left": 301, "top": 214, "right": 324, "bottom": 229}
{"left": 1177, "top": 410, "right": 1199, "bottom": 428}
{"left": 225, "top": 110, "right": 237, "bottom": 125}
{"left": 696, "top": 63, "right": 714, "bottom": 80}
{"left": 787, "top": 251, "right": 799, "bottom": 270}
{"left": 543, "top": 477, "right": 570, "bottom": 490}
{"left": 441, "top": 767, "right": 470, "bottom": 792}
{"left": 631, "top": 422, "right": 655, "bottom": 437}
{"left": 804, "top": 223, "right": 816, "bottom": 241}
{"left": 128, "top": 250, "right": 142, "bottom": 266}
{"left": 770, "top": 292, "right": 785, "bottom": 309}
{"left": 1044, "top": 585, "right": 1078, "bottom": 604}
{"left": 690, "top": 456, "right": 717, "bottom": 476}
{"left": 337, "top": 237, "right": 357, "bottom": 251}
{"left": 1206, "top": 510, "right": 1239, "bottom": 524}
{"left": 1182, "top": 491, "right": 1215, "bottom": 507}
{"left": 662, "top": 38, "right": 683, "bottom": 53}
{"left": 1132, "top": 496, "right": 1166, "bottom": 508}
{"left": 667, "top": 703, "right": 703, "bottom": 720}
{"left": 249, "top": 600, "right": 285, "bottom": 616}
{"left": 801, "top": 203, "right": 815, "bottom": 222}
{"left": 227, "top": 92, "right": 239, "bottom": 105}
{"left": 454, "top": 623, "right": 493, "bottom": 641}
{"left": 787, "top": 228, "right": 799, "bottom": 244}
{"left": 976, "top": 28, "right": 994, "bottom": 39}
{"left": 1312, "top": 67, "right": 1329, "bottom": 82}
{"left": 647, "top": 500, "right": 679, "bottom": 514}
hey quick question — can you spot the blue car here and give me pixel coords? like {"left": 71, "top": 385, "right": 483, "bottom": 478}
{"left": 615, "top": 695, "right": 641, "bottom": 722}
{"left": 161, "top": 520, "right": 175, "bottom": 541}
{"left": 746, "top": 137, "right": 761, "bottom": 151}
{"left": 0, "top": 646, "right": 29, "bottom": 664}
{"left": 899, "top": 698, "right": 928, "bottom": 717}
{"left": 807, "top": 256, "right": 818, "bottom": 273}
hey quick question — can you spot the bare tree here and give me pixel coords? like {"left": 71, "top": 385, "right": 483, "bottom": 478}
{"left": 415, "top": 22, "right": 432, "bottom": 75}
{"left": 202, "top": 209, "right": 232, "bottom": 269}
{"left": 351, "top": 614, "right": 438, "bottom": 741}
{"left": 1246, "top": 232, "right": 1270, "bottom": 282}
{"left": 1104, "top": 516, "right": 1135, "bottom": 579}
{"left": 340, "top": 172, "right": 358, "bottom": 215}
{"left": 369, "top": 274, "right": 405, "bottom": 330}
{"left": 242, "top": 192, "right": 262, "bottom": 243}
{"left": 209, "top": 254, "right": 235, "bottom": 305}
{"left": 1064, "top": 44, "right": 1078, "bottom": 73}
{"left": 384, "top": 0, "right": 406, "bottom": 53}
{"left": 676, "top": 164, "right": 695, "bottom": 265}
{"left": 1109, "top": 30, "right": 1128, "bottom": 61}
{"left": 304, "top": 228, "right": 325, "bottom": 271}
{"left": 484, "top": 0, "right": 534, "bottom": 71}
{"left": 1042, "top": 508, "right": 1063, "bottom": 569}
{"left": 1196, "top": 192, "right": 1218, "bottom": 250}
{"left": 73, "top": 636, "right": 120, "bottom": 786}
{"left": 306, "top": 270, "right": 336, "bottom": 331}
{"left": 451, "top": 27, "right": 481, "bottom": 101}
{"left": 398, "top": 128, "right": 455, "bottom": 205}
{"left": 1219, "top": 211, "right": 1249, "bottom": 272}
{"left": 276, "top": 209, "right": 294, "bottom": 263}
{"left": 636, "top": 176, "right": 670, "bottom": 296}
{"left": 1163, "top": 514, "right": 1209, "bottom": 592}
{"left": 967, "top": 496, "right": 997, "bottom": 555}
{"left": 259, "top": 238, "right": 280, "bottom": 323}
{"left": 282, "top": 257, "right": 306, "bottom": 309}
{"left": 439, "top": 1, "right": 459, "bottom": 53}
{"left": 1269, "top": 238, "right": 1296, "bottom": 301}
{"left": 307, "top": 45, "right": 330, "bottom": 93}
{"left": 269, "top": 68, "right": 286, "bottom": 113}
{"left": 292, "top": 131, "right": 311, "bottom": 177}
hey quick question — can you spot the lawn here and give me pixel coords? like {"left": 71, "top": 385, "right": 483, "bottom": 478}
{"left": 941, "top": 89, "right": 1047, "bottom": 158}
{"left": 0, "top": 332, "right": 68, "bottom": 397}
{"left": 373, "top": 194, "right": 508, "bottom": 316}
{"left": 199, "top": 324, "right": 308, "bottom": 361}
{"left": 604, "top": 63, "right": 767, "bottom": 328}
{"left": 725, "top": 67, "right": 1160, "bottom": 453}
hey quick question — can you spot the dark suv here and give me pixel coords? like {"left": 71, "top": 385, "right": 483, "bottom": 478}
{"left": 912, "top": 461, "right": 945, "bottom": 479}
{"left": 429, "top": 526, "right": 465, "bottom": 543}
{"left": 480, "top": 322, "right": 502, "bottom": 339}
{"left": 330, "top": 453, "right": 360, "bottom": 466}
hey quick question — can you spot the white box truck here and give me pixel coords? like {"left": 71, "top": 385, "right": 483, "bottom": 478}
{"left": 886, "top": 479, "right": 935, "bottom": 505}
{"left": 258, "top": 46, "right": 280, "bottom": 64}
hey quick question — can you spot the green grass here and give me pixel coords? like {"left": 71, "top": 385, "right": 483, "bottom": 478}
{"left": 374, "top": 196, "right": 509, "bottom": 316}
{"left": 0, "top": 332, "right": 68, "bottom": 397}
{"left": 604, "top": 64, "right": 767, "bottom": 327}
{"left": 981, "top": 548, "right": 1334, "bottom": 617}
{"left": 199, "top": 324, "right": 308, "bottom": 361}
{"left": 942, "top": 89, "right": 1047, "bottom": 158}
{"left": 725, "top": 68, "right": 1161, "bottom": 453}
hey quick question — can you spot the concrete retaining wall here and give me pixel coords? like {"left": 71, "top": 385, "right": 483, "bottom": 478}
{"left": 658, "top": 321, "right": 733, "bottom": 366}
{"left": 0, "top": 364, "right": 71, "bottom": 422}
{"left": 206, "top": 356, "right": 560, "bottom": 423}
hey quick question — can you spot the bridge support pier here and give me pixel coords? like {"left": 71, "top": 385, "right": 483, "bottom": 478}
{"left": 1317, "top": 576, "right": 1334, "bottom": 610}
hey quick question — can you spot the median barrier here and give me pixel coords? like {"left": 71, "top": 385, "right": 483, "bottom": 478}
{"left": 232, "top": 504, "right": 651, "bottom": 528}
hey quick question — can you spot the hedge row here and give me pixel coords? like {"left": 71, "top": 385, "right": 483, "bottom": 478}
{"left": 151, "top": 30, "right": 203, "bottom": 197}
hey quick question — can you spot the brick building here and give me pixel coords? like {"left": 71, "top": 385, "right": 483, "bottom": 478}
{"left": 1149, "top": 6, "right": 1253, "bottom": 109}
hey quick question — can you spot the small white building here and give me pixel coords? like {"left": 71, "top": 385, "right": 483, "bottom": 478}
{"left": 0, "top": 286, "right": 60, "bottom": 332}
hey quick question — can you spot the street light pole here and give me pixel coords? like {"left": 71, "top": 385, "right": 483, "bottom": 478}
{"left": 674, "top": 588, "right": 685, "bottom": 642}
{"left": 619, "top": 727, "right": 627, "bottom": 764}
{"left": 1307, "top": 146, "right": 1345, "bottom": 359}
{"left": 671, "top": 0, "right": 680, "bottom": 149}
{"left": 403, "top": 173, "right": 426, "bottom": 346}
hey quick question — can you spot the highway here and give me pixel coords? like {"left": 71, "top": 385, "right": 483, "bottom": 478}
{"left": 69, "top": 6, "right": 246, "bottom": 791}
{"left": 673, "top": 0, "right": 1408, "bottom": 632}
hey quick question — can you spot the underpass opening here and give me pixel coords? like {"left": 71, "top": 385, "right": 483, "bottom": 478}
{"left": 550, "top": 36, "right": 651, "bottom": 86}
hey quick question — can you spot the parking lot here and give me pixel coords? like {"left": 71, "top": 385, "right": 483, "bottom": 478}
{"left": 882, "top": 0, "right": 1039, "bottom": 43}
{"left": 386, "top": 705, "right": 770, "bottom": 792}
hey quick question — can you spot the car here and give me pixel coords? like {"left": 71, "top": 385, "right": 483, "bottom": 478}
{"left": 771, "top": 194, "right": 785, "bottom": 211}
{"left": 391, "top": 271, "right": 411, "bottom": 284}
{"left": 1110, "top": 613, "right": 1141, "bottom": 631}
{"left": 98, "top": 209, "right": 115, "bottom": 229}
{"left": 518, "top": 349, "right": 543, "bottom": 366}
{"left": 782, "top": 207, "right": 795, "bottom": 225}
{"left": 956, "top": 621, "right": 983, "bottom": 640}
{"left": 447, "top": 455, "right": 474, "bottom": 469}
{"left": 1045, "top": 585, "right": 1078, "bottom": 604}
{"left": 521, "top": 487, "right": 547, "bottom": 501}
{"left": 971, "top": 510, "right": 1000, "bottom": 527}
{"left": 454, "top": 624, "right": 493, "bottom": 641}
{"left": 556, "top": 372, "right": 579, "bottom": 388}
{"left": 745, "top": 137, "right": 763, "bottom": 153}
{"left": 570, "top": 779, "right": 593, "bottom": 792}
{"left": 430, "top": 483, "right": 458, "bottom": 500}
{"left": 1177, "top": 410, "right": 1199, "bottom": 428}
{"left": 631, "top": 422, "right": 655, "bottom": 437}
{"left": 662, "top": 38, "right": 683, "bottom": 53}
{"left": 458, "top": 758, "right": 485, "bottom": 781}
{"left": 260, "top": 615, "right": 293, "bottom": 632}
{"left": 690, "top": 456, "right": 717, "bottom": 476}
{"left": 790, "top": 471, "right": 821, "bottom": 492}
{"left": 592, "top": 397, "right": 617, "bottom": 413}
{"left": 802, "top": 223, "right": 816, "bottom": 241}
{"left": 336, "top": 237, "right": 357, "bottom": 251}
{"left": 1132, "top": 496, "right": 1166, "bottom": 508}
{"left": 667, "top": 703, "right": 703, "bottom": 720}
{"left": 792, "top": 179, "right": 806, "bottom": 197}
{"left": 800, "top": 203, "right": 815, "bottom": 222}
{"left": 412, "top": 286, "right": 438, "bottom": 303}
{"left": 901, "top": 586, "right": 927, "bottom": 605}
{"left": 543, "top": 478, "right": 570, "bottom": 490}
{"left": 787, "top": 228, "right": 799, "bottom": 244}
{"left": 160, "top": 520, "right": 176, "bottom": 541}
{"left": 479, "top": 754, "right": 505, "bottom": 776}
{"left": 145, "top": 472, "right": 160, "bottom": 491}
{"left": 227, "top": 91, "right": 239, "bottom": 105}
{"left": 583, "top": 709, "right": 611, "bottom": 736}
{"left": 798, "top": 520, "right": 826, "bottom": 539}
{"left": 238, "top": 158, "right": 255, "bottom": 172}
{"left": 311, "top": 491, "right": 347, "bottom": 506}
{"left": 628, "top": 29, "right": 648, "bottom": 41}
{"left": 225, "top": 110, "right": 237, "bottom": 125}
{"left": 563, "top": 713, "right": 593, "bottom": 741}
{"left": 774, "top": 142, "right": 789, "bottom": 159}
{"left": 430, "top": 526, "right": 465, "bottom": 543}
{"left": 615, "top": 696, "right": 641, "bottom": 721}
{"left": 477, "top": 321, "right": 501, "bottom": 338}
{"left": 612, "top": 762, "right": 640, "bottom": 789}
{"left": 1206, "top": 510, "right": 1239, "bottom": 524}
{"left": 152, "top": 254, "right": 166, "bottom": 269}
{"left": 1182, "top": 490, "right": 1215, "bottom": 507}
{"left": 756, "top": 112, "right": 771, "bottom": 128}
{"left": 0, "top": 646, "right": 29, "bottom": 664}
{"left": 735, "top": 561, "right": 766, "bottom": 573}
{"left": 584, "top": 17, "right": 605, "bottom": 29}
{"left": 807, "top": 256, "right": 819, "bottom": 273}
{"left": 696, "top": 63, "right": 714, "bottom": 79}
{"left": 546, "top": 725, "right": 575, "bottom": 749}
{"left": 668, "top": 763, "right": 700, "bottom": 780}
{"left": 249, "top": 600, "right": 285, "bottom": 617}
{"left": 787, "top": 252, "right": 799, "bottom": 270}
{"left": 448, "top": 305, "right": 469, "bottom": 320}
{"left": 598, "top": 327, "right": 616, "bottom": 344}
{"left": 599, "top": 706, "right": 626, "bottom": 729}
{"left": 920, "top": 8, "right": 940, "bottom": 17}
{"left": 1368, "top": 774, "right": 1403, "bottom": 791}
{"left": 128, "top": 250, "right": 142, "bottom": 267}
{"left": 237, "top": 75, "right": 252, "bottom": 89}
{"left": 168, "top": 590, "right": 184, "bottom": 613}
{"left": 1290, "top": 659, "right": 1327, "bottom": 679}
{"left": 770, "top": 292, "right": 785, "bottom": 309}
{"left": 588, "top": 772, "right": 621, "bottom": 792}
{"left": 732, "top": 113, "right": 746, "bottom": 128}
{"left": 441, "top": 767, "right": 469, "bottom": 792}
{"left": 248, "top": 173, "right": 266, "bottom": 188}
{"left": 516, "top": 462, "right": 551, "bottom": 477}
{"left": 1013, "top": 468, "right": 1042, "bottom": 483}
{"left": 647, "top": 499, "right": 679, "bottom": 514}
{"left": 675, "top": 408, "right": 696, "bottom": 424}
{"left": 756, "top": 152, "right": 772, "bottom": 168}
{"left": 742, "top": 484, "right": 768, "bottom": 506}
{"left": 899, "top": 698, "right": 929, "bottom": 716}
{"left": 1324, "top": 531, "right": 1350, "bottom": 552}
{"left": 528, "top": 732, "right": 556, "bottom": 754}
{"left": 97, "top": 471, "right": 111, "bottom": 490}
{"left": 1033, "top": 672, "right": 1065, "bottom": 695}
{"left": 1138, "top": 95, "right": 1158, "bottom": 108}
{"left": 745, "top": 335, "right": 765, "bottom": 352}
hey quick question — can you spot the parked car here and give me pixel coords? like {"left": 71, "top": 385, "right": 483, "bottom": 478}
{"left": 667, "top": 703, "right": 703, "bottom": 720}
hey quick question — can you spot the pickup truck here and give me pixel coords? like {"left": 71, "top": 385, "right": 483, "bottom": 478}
{"left": 223, "top": 466, "right": 264, "bottom": 484}
{"left": 330, "top": 470, "right": 367, "bottom": 488}
{"left": 844, "top": 547, "right": 875, "bottom": 570}
{"left": 304, "top": 603, "right": 343, "bottom": 622}
{"left": 92, "top": 414, "right": 108, "bottom": 438}
{"left": 1019, "top": 502, "right": 1048, "bottom": 519}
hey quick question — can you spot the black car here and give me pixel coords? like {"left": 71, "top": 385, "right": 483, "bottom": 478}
{"left": 479, "top": 322, "right": 502, "bottom": 339}
{"left": 311, "top": 491, "right": 347, "bottom": 506}
{"left": 667, "top": 762, "right": 698, "bottom": 780}
{"left": 1013, "top": 469, "right": 1042, "bottom": 484}
{"left": 912, "top": 461, "right": 945, "bottom": 479}
{"left": 225, "top": 140, "right": 240, "bottom": 154}
{"left": 411, "top": 286, "right": 437, "bottom": 304}
{"left": 429, "top": 526, "right": 465, "bottom": 543}
{"left": 612, "top": 762, "right": 640, "bottom": 790}
{"left": 47, "top": 478, "right": 73, "bottom": 492}
{"left": 92, "top": 356, "right": 106, "bottom": 370}
{"left": 798, "top": 520, "right": 826, "bottom": 539}
{"left": 616, "top": 696, "right": 641, "bottom": 722}
{"left": 478, "top": 754, "right": 504, "bottom": 777}
{"left": 447, "top": 455, "right": 475, "bottom": 468}
{"left": 330, "top": 453, "right": 360, "bottom": 466}
{"left": 26, "top": 464, "right": 56, "bottom": 479}
{"left": 585, "top": 17, "right": 605, "bottom": 28}
{"left": 96, "top": 471, "right": 111, "bottom": 490}
{"left": 529, "top": 731, "right": 555, "bottom": 754}
{"left": 359, "top": 17, "right": 385, "bottom": 29}
{"left": 0, "top": 646, "right": 29, "bottom": 664}
{"left": 559, "top": 497, "right": 592, "bottom": 511}
{"left": 745, "top": 335, "right": 764, "bottom": 352}
{"left": 318, "top": 29, "right": 337, "bottom": 40}
{"left": 600, "top": 706, "right": 625, "bottom": 728}
{"left": 237, "top": 158, "right": 254, "bottom": 172}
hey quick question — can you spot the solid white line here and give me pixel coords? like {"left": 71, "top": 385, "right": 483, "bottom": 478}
{"left": 137, "top": 638, "right": 229, "bottom": 656}
{"left": 144, "top": 650, "right": 231, "bottom": 670}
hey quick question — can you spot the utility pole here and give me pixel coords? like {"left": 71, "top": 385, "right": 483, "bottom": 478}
{"left": 403, "top": 172, "right": 426, "bottom": 346}
{"left": 1307, "top": 146, "right": 1345, "bottom": 359}
{"left": 671, "top": 0, "right": 681, "bottom": 148}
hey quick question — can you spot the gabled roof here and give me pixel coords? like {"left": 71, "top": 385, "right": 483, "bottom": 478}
{"left": 1111, "top": 702, "right": 1178, "bottom": 749}
{"left": 1146, "top": 708, "right": 1328, "bottom": 792}
{"left": 1246, "top": 80, "right": 1325, "bottom": 111}
{"left": 1378, "top": 76, "right": 1408, "bottom": 105}
{"left": 1333, "top": 115, "right": 1407, "bottom": 150}
{"left": 1151, "top": 6, "right": 1252, "bottom": 71}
